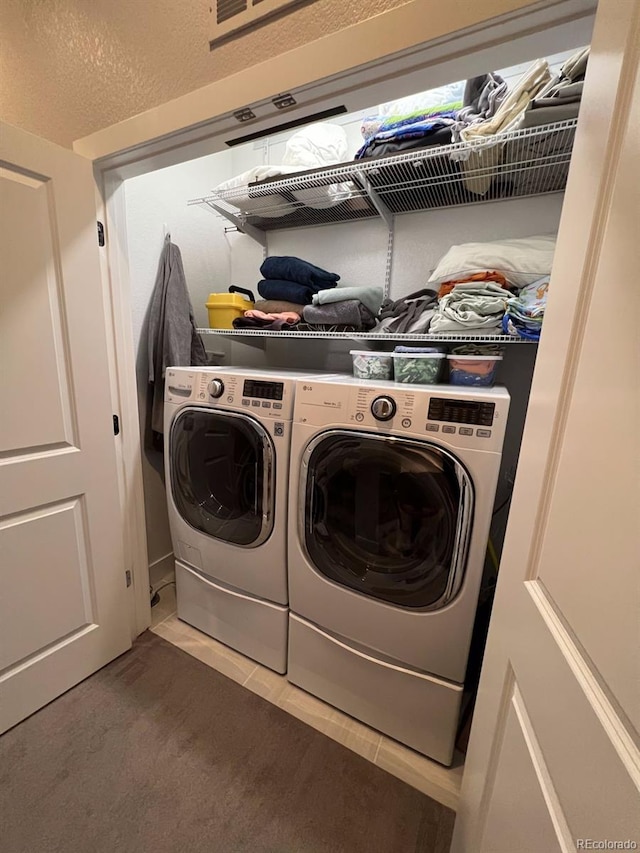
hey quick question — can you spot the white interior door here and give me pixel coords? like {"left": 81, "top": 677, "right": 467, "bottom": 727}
{"left": 452, "top": 0, "right": 640, "bottom": 849}
{"left": 0, "top": 122, "right": 131, "bottom": 733}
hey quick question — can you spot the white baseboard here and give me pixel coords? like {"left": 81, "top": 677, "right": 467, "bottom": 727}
{"left": 149, "top": 552, "right": 175, "bottom": 589}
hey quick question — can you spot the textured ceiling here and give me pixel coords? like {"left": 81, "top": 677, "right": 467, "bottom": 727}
{"left": 0, "top": 0, "right": 410, "bottom": 148}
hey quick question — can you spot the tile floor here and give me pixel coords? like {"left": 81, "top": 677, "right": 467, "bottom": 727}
{"left": 150, "top": 584, "right": 464, "bottom": 812}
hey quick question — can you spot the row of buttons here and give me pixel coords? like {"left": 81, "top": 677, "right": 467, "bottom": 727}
{"left": 241, "top": 399, "right": 283, "bottom": 410}
{"left": 449, "top": 413, "right": 494, "bottom": 426}
{"left": 426, "top": 424, "right": 492, "bottom": 438}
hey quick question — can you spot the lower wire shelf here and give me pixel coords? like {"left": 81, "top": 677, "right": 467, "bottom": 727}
{"left": 197, "top": 328, "right": 536, "bottom": 343}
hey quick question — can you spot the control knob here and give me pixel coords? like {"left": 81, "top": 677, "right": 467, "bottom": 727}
{"left": 208, "top": 378, "right": 225, "bottom": 398}
{"left": 371, "top": 395, "right": 396, "bottom": 421}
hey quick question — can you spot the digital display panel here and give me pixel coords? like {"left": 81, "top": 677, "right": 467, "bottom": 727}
{"left": 243, "top": 379, "right": 284, "bottom": 400}
{"left": 428, "top": 398, "right": 495, "bottom": 426}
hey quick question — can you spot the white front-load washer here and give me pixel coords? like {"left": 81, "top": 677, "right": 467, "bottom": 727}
{"left": 287, "top": 375, "right": 510, "bottom": 764}
{"left": 164, "top": 366, "right": 323, "bottom": 673}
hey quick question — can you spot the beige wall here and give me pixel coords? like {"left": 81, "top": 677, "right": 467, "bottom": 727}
{"left": 0, "top": 0, "right": 409, "bottom": 148}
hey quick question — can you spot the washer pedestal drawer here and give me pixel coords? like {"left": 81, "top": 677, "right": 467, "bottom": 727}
{"left": 175, "top": 561, "right": 288, "bottom": 674}
{"left": 287, "top": 613, "right": 463, "bottom": 765}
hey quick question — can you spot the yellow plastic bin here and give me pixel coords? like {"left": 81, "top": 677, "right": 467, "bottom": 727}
{"left": 205, "top": 286, "right": 255, "bottom": 329}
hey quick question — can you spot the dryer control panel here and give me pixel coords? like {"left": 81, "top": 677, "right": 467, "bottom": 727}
{"left": 294, "top": 377, "right": 510, "bottom": 451}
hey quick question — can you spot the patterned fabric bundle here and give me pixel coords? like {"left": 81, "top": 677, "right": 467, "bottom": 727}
{"left": 502, "top": 277, "right": 549, "bottom": 340}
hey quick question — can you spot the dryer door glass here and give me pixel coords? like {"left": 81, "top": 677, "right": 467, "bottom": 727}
{"left": 304, "top": 431, "right": 473, "bottom": 609}
{"left": 170, "top": 408, "right": 274, "bottom": 547}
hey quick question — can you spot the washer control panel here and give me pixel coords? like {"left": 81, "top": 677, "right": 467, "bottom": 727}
{"left": 165, "top": 368, "right": 294, "bottom": 418}
{"left": 371, "top": 395, "right": 397, "bottom": 421}
{"left": 207, "top": 378, "right": 225, "bottom": 398}
{"left": 354, "top": 385, "right": 414, "bottom": 425}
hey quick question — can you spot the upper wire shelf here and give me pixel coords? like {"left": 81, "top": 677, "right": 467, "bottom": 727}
{"left": 188, "top": 119, "right": 578, "bottom": 233}
{"left": 196, "top": 328, "right": 535, "bottom": 343}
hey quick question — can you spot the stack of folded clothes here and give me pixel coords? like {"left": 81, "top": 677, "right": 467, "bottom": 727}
{"left": 425, "top": 235, "right": 555, "bottom": 334}
{"left": 521, "top": 48, "right": 588, "bottom": 128}
{"left": 233, "top": 256, "right": 382, "bottom": 333}
{"left": 355, "top": 104, "right": 463, "bottom": 160}
{"left": 233, "top": 255, "right": 340, "bottom": 330}
{"left": 435, "top": 270, "right": 513, "bottom": 300}
{"left": 257, "top": 255, "right": 340, "bottom": 304}
{"left": 502, "top": 276, "right": 549, "bottom": 340}
{"left": 429, "top": 281, "right": 509, "bottom": 334}
{"left": 301, "top": 285, "right": 383, "bottom": 332}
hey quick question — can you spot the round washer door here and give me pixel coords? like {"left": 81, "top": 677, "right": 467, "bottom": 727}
{"left": 302, "top": 430, "right": 473, "bottom": 609}
{"left": 170, "top": 407, "right": 274, "bottom": 547}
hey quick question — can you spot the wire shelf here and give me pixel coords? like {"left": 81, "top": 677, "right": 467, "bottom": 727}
{"left": 197, "top": 328, "right": 536, "bottom": 343}
{"left": 188, "top": 119, "right": 577, "bottom": 232}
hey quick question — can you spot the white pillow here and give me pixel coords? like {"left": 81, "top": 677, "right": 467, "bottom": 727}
{"left": 427, "top": 235, "right": 556, "bottom": 288}
{"left": 281, "top": 122, "right": 353, "bottom": 210}
{"left": 214, "top": 165, "right": 298, "bottom": 218}
{"left": 281, "top": 122, "right": 348, "bottom": 169}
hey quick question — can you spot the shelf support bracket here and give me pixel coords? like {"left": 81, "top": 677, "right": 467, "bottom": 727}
{"left": 356, "top": 171, "right": 393, "bottom": 231}
{"left": 200, "top": 201, "right": 267, "bottom": 248}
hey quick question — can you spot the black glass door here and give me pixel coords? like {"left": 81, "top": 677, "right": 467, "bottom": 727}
{"left": 170, "top": 408, "right": 274, "bottom": 547}
{"left": 304, "top": 431, "right": 473, "bottom": 609}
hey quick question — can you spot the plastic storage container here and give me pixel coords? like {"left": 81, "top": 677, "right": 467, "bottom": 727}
{"left": 206, "top": 286, "right": 255, "bottom": 329}
{"left": 350, "top": 351, "right": 394, "bottom": 380}
{"left": 446, "top": 354, "right": 502, "bottom": 387}
{"left": 392, "top": 352, "right": 445, "bottom": 384}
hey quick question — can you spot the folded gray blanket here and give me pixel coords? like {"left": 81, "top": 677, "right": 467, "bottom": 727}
{"left": 303, "top": 300, "right": 377, "bottom": 330}
{"left": 311, "top": 285, "right": 383, "bottom": 316}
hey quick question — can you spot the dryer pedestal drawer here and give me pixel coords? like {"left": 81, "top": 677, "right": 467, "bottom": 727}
{"left": 175, "top": 561, "right": 288, "bottom": 674}
{"left": 287, "top": 614, "right": 463, "bottom": 765}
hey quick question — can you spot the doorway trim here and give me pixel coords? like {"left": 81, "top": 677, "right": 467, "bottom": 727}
{"left": 85, "top": 0, "right": 595, "bottom": 637}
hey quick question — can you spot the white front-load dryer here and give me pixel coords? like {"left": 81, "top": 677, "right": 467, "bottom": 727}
{"left": 164, "top": 366, "right": 321, "bottom": 673}
{"left": 286, "top": 375, "right": 510, "bottom": 763}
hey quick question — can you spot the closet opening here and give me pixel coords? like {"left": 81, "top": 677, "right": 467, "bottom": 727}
{"left": 105, "top": 4, "right": 597, "bottom": 779}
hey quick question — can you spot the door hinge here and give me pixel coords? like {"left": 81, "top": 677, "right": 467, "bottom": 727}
{"left": 97, "top": 221, "right": 105, "bottom": 247}
{"left": 113, "top": 414, "right": 120, "bottom": 436}
{"left": 125, "top": 569, "right": 132, "bottom": 588}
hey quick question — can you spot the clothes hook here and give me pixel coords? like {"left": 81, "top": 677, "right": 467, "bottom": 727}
{"left": 163, "top": 223, "right": 171, "bottom": 240}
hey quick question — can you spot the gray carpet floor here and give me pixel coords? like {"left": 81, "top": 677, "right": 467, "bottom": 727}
{"left": 0, "top": 631, "right": 455, "bottom": 853}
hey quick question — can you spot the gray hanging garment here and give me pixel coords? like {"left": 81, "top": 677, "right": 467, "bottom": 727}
{"left": 147, "top": 236, "right": 208, "bottom": 437}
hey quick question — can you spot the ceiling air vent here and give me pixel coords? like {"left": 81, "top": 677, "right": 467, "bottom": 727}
{"left": 209, "top": 0, "right": 315, "bottom": 47}
{"left": 217, "top": 0, "right": 247, "bottom": 24}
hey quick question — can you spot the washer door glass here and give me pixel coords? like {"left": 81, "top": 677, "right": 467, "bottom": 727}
{"left": 304, "top": 431, "right": 473, "bottom": 609}
{"left": 170, "top": 408, "right": 274, "bottom": 547}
